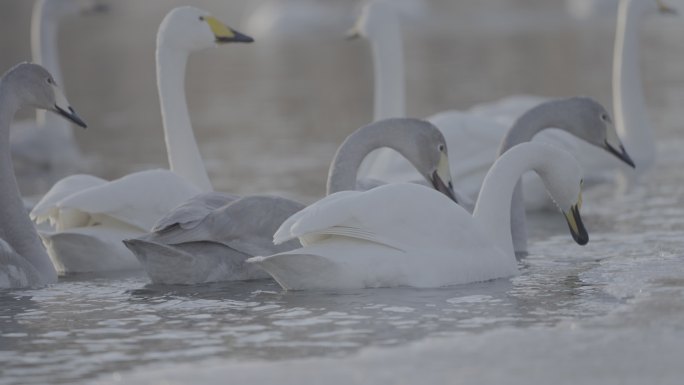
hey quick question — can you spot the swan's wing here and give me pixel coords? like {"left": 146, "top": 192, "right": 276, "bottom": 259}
{"left": 276, "top": 183, "right": 472, "bottom": 253}
{"left": 31, "top": 174, "right": 107, "bottom": 225}
{"left": 151, "top": 192, "right": 240, "bottom": 232}
{"left": 33, "top": 170, "right": 202, "bottom": 231}
{"left": 147, "top": 195, "right": 306, "bottom": 257}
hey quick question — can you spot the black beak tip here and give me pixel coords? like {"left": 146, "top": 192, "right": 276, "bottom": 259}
{"left": 55, "top": 105, "right": 87, "bottom": 129}
{"left": 217, "top": 31, "right": 254, "bottom": 44}
{"left": 568, "top": 207, "right": 589, "bottom": 246}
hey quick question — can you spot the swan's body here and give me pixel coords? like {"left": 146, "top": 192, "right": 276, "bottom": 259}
{"left": 126, "top": 118, "right": 457, "bottom": 285}
{"left": 31, "top": 7, "right": 254, "bottom": 274}
{"left": 249, "top": 142, "right": 588, "bottom": 290}
{"left": 10, "top": 0, "right": 105, "bottom": 196}
{"left": 0, "top": 63, "right": 87, "bottom": 289}
{"left": 355, "top": 0, "right": 668, "bottom": 203}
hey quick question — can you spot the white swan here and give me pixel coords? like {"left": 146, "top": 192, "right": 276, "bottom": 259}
{"left": 248, "top": 142, "right": 588, "bottom": 290}
{"left": 354, "top": 0, "right": 672, "bottom": 196}
{"left": 123, "top": 118, "right": 457, "bottom": 285}
{"left": 10, "top": 0, "right": 106, "bottom": 197}
{"left": 0, "top": 63, "right": 87, "bottom": 289}
{"left": 30, "top": 7, "right": 254, "bottom": 274}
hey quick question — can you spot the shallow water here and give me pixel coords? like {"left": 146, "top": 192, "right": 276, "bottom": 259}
{"left": 2, "top": 1, "right": 684, "bottom": 384}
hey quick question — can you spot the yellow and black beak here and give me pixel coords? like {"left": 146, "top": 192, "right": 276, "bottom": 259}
{"left": 203, "top": 16, "right": 254, "bottom": 44}
{"left": 430, "top": 152, "right": 458, "bottom": 203}
{"left": 657, "top": 0, "right": 678, "bottom": 15}
{"left": 563, "top": 203, "right": 588, "bottom": 246}
{"left": 52, "top": 85, "right": 87, "bottom": 128}
{"left": 604, "top": 140, "right": 635, "bottom": 168}
{"left": 345, "top": 26, "right": 361, "bottom": 40}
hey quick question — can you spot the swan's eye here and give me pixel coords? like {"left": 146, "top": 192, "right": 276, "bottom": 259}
{"left": 601, "top": 114, "right": 608, "bottom": 121}
{"left": 199, "top": 16, "right": 205, "bottom": 21}
{"left": 46, "top": 77, "right": 53, "bottom": 85}
{"left": 438, "top": 144, "right": 445, "bottom": 152}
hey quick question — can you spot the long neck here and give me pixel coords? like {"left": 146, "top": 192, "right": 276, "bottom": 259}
{"left": 156, "top": 40, "right": 213, "bottom": 192}
{"left": 31, "top": 0, "right": 70, "bottom": 135}
{"left": 370, "top": 22, "right": 405, "bottom": 121}
{"left": 327, "top": 122, "right": 411, "bottom": 194}
{"left": 613, "top": 0, "right": 653, "bottom": 171}
{"left": 495, "top": 101, "right": 567, "bottom": 254}
{"left": 0, "top": 82, "right": 57, "bottom": 284}
{"left": 473, "top": 148, "right": 540, "bottom": 257}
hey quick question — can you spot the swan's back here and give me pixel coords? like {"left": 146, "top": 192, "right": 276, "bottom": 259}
{"left": 259, "top": 183, "right": 518, "bottom": 289}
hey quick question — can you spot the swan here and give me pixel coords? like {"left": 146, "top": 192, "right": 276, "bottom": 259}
{"left": 123, "top": 118, "right": 457, "bottom": 285}
{"left": 10, "top": 0, "right": 106, "bottom": 197}
{"left": 248, "top": 142, "right": 588, "bottom": 290}
{"left": 0, "top": 63, "right": 87, "bottom": 289}
{"left": 30, "top": 7, "right": 254, "bottom": 274}
{"left": 353, "top": 0, "right": 673, "bottom": 197}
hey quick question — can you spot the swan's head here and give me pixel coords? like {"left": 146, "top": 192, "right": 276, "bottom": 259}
{"left": 2, "top": 63, "right": 87, "bottom": 128}
{"left": 158, "top": 7, "right": 253, "bottom": 53}
{"left": 552, "top": 97, "right": 635, "bottom": 168}
{"left": 346, "top": 1, "right": 399, "bottom": 40}
{"left": 374, "top": 118, "right": 457, "bottom": 202}
{"left": 37, "top": 0, "right": 108, "bottom": 20}
{"left": 525, "top": 142, "right": 588, "bottom": 246}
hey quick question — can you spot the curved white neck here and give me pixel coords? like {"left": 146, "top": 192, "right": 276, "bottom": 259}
{"left": 0, "top": 81, "right": 57, "bottom": 284}
{"left": 473, "top": 148, "right": 542, "bottom": 257}
{"left": 613, "top": 0, "right": 653, "bottom": 172}
{"left": 156, "top": 41, "right": 213, "bottom": 192}
{"left": 369, "top": 24, "right": 405, "bottom": 121}
{"left": 31, "top": 0, "right": 71, "bottom": 135}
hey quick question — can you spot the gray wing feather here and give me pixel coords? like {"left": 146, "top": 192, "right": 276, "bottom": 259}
{"left": 151, "top": 192, "right": 240, "bottom": 232}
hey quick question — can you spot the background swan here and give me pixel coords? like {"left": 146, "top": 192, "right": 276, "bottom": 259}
{"left": 355, "top": 0, "right": 673, "bottom": 200}
{"left": 0, "top": 63, "right": 87, "bottom": 289}
{"left": 249, "top": 142, "right": 588, "bottom": 290}
{"left": 10, "top": 0, "right": 106, "bottom": 197}
{"left": 30, "top": 7, "right": 254, "bottom": 274}
{"left": 124, "top": 118, "right": 457, "bottom": 285}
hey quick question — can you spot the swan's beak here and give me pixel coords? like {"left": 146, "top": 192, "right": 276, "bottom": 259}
{"left": 52, "top": 85, "right": 87, "bottom": 128}
{"left": 204, "top": 17, "right": 254, "bottom": 44}
{"left": 345, "top": 26, "right": 362, "bottom": 40}
{"left": 430, "top": 152, "right": 458, "bottom": 203}
{"left": 604, "top": 140, "right": 635, "bottom": 168}
{"left": 657, "top": 0, "right": 677, "bottom": 15}
{"left": 563, "top": 194, "right": 588, "bottom": 246}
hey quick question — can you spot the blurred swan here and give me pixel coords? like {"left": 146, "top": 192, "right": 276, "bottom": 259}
{"left": 249, "top": 142, "right": 588, "bottom": 290}
{"left": 10, "top": 0, "right": 106, "bottom": 197}
{"left": 349, "top": 1, "right": 634, "bottom": 254}
{"left": 124, "top": 118, "right": 457, "bottom": 285}
{"left": 0, "top": 63, "right": 87, "bottom": 289}
{"left": 354, "top": 0, "right": 667, "bottom": 192}
{"left": 30, "top": 7, "right": 254, "bottom": 274}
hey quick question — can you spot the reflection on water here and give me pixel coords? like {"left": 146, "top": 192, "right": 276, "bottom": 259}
{"left": 1, "top": 0, "right": 684, "bottom": 384}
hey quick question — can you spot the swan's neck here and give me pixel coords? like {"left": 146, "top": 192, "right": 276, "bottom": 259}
{"left": 156, "top": 42, "right": 213, "bottom": 192}
{"left": 613, "top": 0, "right": 653, "bottom": 171}
{"left": 327, "top": 123, "right": 411, "bottom": 194}
{"left": 473, "top": 149, "right": 540, "bottom": 257}
{"left": 369, "top": 22, "right": 405, "bottom": 121}
{"left": 498, "top": 101, "right": 567, "bottom": 154}
{"left": 31, "top": 0, "right": 70, "bottom": 135}
{"left": 0, "top": 82, "right": 57, "bottom": 284}
{"left": 495, "top": 100, "right": 568, "bottom": 254}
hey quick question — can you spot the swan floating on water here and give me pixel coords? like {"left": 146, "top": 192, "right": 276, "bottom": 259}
{"left": 0, "top": 63, "right": 87, "bottom": 289}
{"left": 348, "top": 1, "right": 636, "bottom": 254}
{"left": 124, "top": 118, "right": 457, "bottom": 285}
{"left": 249, "top": 142, "right": 588, "bottom": 290}
{"left": 30, "top": 6, "right": 253, "bottom": 274}
{"left": 10, "top": 0, "right": 106, "bottom": 197}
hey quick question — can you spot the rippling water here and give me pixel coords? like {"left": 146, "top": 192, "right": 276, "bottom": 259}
{"left": 1, "top": 0, "right": 684, "bottom": 384}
